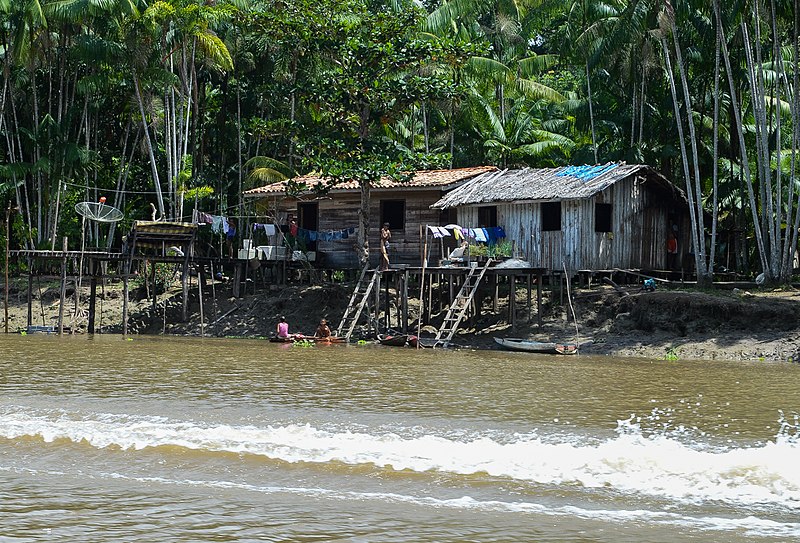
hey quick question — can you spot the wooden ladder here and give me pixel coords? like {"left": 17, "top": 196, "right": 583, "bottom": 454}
{"left": 434, "top": 260, "right": 492, "bottom": 348}
{"left": 336, "top": 264, "right": 381, "bottom": 341}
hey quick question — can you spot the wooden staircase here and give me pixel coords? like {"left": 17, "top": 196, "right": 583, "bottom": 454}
{"left": 434, "top": 260, "right": 492, "bottom": 348}
{"left": 336, "top": 265, "right": 381, "bottom": 341}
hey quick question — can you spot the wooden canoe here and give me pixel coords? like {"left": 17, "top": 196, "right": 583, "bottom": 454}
{"left": 494, "top": 337, "right": 578, "bottom": 354}
{"left": 270, "top": 335, "right": 346, "bottom": 344}
{"left": 378, "top": 334, "right": 409, "bottom": 347}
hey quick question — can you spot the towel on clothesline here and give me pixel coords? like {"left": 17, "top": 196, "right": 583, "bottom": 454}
{"left": 427, "top": 225, "right": 451, "bottom": 238}
{"left": 252, "top": 223, "right": 277, "bottom": 236}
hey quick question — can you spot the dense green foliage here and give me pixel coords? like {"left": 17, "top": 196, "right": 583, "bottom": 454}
{"left": 1, "top": 0, "right": 800, "bottom": 281}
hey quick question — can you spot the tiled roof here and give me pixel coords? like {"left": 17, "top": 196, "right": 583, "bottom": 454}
{"left": 243, "top": 166, "right": 498, "bottom": 196}
{"left": 432, "top": 163, "right": 686, "bottom": 208}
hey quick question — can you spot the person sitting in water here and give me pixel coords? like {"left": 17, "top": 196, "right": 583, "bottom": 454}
{"left": 315, "top": 319, "right": 331, "bottom": 338}
{"left": 276, "top": 316, "right": 290, "bottom": 338}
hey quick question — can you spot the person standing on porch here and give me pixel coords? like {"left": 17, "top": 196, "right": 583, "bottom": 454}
{"left": 379, "top": 223, "right": 391, "bottom": 271}
{"left": 666, "top": 229, "right": 678, "bottom": 270}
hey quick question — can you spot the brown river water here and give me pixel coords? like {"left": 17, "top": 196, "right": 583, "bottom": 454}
{"left": 1, "top": 334, "right": 799, "bottom": 542}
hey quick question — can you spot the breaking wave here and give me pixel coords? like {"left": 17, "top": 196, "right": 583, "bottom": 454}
{"left": 1, "top": 406, "right": 798, "bottom": 509}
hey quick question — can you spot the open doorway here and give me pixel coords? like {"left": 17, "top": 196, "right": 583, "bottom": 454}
{"left": 298, "top": 202, "right": 318, "bottom": 250}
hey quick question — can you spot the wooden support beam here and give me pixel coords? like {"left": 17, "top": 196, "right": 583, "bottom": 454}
{"left": 374, "top": 270, "right": 381, "bottom": 334}
{"left": 198, "top": 263, "right": 205, "bottom": 337}
{"left": 509, "top": 273, "right": 516, "bottom": 328}
{"left": 233, "top": 262, "right": 242, "bottom": 298}
{"left": 449, "top": 274, "right": 454, "bottom": 304}
{"left": 151, "top": 261, "right": 157, "bottom": 327}
{"left": 537, "top": 271, "right": 543, "bottom": 328}
{"left": 384, "top": 273, "right": 390, "bottom": 330}
{"left": 492, "top": 274, "right": 499, "bottom": 313}
{"left": 26, "top": 257, "right": 33, "bottom": 327}
{"left": 122, "top": 258, "right": 130, "bottom": 337}
{"left": 181, "top": 257, "right": 189, "bottom": 322}
{"left": 426, "top": 271, "right": 433, "bottom": 323}
{"left": 402, "top": 269, "right": 409, "bottom": 333}
{"left": 58, "top": 237, "right": 68, "bottom": 336}
{"left": 527, "top": 273, "right": 532, "bottom": 320}
{"left": 88, "top": 260, "right": 97, "bottom": 334}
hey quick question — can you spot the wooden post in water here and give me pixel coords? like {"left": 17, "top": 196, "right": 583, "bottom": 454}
{"left": 58, "top": 237, "right": 68, "bottom": 335}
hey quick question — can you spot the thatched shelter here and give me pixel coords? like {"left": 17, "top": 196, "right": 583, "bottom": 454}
{"left": 432, "top": 164, "right": 690, "bottom": 272}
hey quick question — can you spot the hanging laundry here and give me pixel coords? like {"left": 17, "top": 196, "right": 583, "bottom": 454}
{"left": 211, "top": 215, "right": 224, "bottom": 234}
{"left": 222, "top": 217, "right": 230, "bottom": 235}
{"left": 264, "top": 224, "right": 276, "bottom": 236}
{"left": 427, "top": 225, "right": 443, "bottom": 238}
{"left": 474, "top": 228, "right": 488, "bottom": 243}
{"left": 438, "top": 226, "right": 451, "bottom": 237}
{"left": 496, "top": 226, "right": 506, "bottom": 239}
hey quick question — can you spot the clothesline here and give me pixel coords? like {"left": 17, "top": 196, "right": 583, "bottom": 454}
{"left": 194, "top": 210, "right": 235, "bottom": 235}
{"left": 296, "top": 227, "right": 357, "bottom": 242}
{"left": 427, "top": 224, "right": 506, "bottom": 243}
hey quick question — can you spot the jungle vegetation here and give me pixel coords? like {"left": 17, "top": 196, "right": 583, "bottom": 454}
{"left": 1, "top": 0, "right": 799, "bottom": 283}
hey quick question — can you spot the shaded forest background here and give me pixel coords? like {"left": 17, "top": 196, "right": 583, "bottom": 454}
{"left": 2, "top": 0, "right": 800, "bottom": 284}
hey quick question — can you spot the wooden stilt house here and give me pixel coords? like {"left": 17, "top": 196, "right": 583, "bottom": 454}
{"left": 431, "top": 164, "right": 690, "bottom": 272}
{"left": 242, "top": 167, "right": 496, "bottom": 268}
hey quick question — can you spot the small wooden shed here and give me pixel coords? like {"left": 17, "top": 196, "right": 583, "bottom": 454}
{"left": 243, "top": 166, "right": 496, "bottom": 268}
{"left": 431, "top": 164, "right": 690, "bottom": 272}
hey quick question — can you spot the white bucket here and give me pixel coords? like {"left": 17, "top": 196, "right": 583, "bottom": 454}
{"left": 242, "top": 239, "right": 252, "bottom": 250}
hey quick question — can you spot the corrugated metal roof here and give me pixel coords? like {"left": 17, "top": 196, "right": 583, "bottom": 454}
{"left": 243, "top": 166, "right": 498, "bottom": 196}
{"left": 432, "top": 163, "right": 685, "bottom": 208}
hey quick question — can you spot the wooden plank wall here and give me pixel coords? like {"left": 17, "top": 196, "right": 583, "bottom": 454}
{"left": 298, "top": 189, "right": 444, "bottom": 268}
{"left": 456, "top": 174, "right": 683, "bottom": 271}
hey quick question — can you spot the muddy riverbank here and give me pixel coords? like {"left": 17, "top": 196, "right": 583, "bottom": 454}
{"left": 5, "top": 275, "right": 800, "bottom": 363}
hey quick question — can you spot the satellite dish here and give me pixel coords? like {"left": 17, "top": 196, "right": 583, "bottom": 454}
{"left": 75, "top": 201, "right": 124, "bottom": 223}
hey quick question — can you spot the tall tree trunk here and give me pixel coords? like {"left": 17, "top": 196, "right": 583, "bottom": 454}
{"left": 669, "top": 13, "right": 709, "bottom": 281}
{"left": 713, "top": 0, "right": 769, "bottom": 275}
{"left": 134, "top": 73, "right": 166, "bottom": 219}
{"left": 660, "top": 35, "right": 705, "bottom": 284}
{"left": 586, "top": 62, "right": 598, "bottom": 163}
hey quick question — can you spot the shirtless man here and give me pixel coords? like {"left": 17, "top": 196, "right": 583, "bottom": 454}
{"left": 379, "top": 223, "right": 391, "bottom": 271}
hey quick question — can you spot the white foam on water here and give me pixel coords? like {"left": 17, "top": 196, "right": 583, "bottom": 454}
{"left": 1, "top": 406, "right": 799, "bottom": 511}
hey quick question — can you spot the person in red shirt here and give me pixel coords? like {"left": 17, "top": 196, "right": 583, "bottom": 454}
{"left": 666, "top": 230, "right": 678, "bottom": 270}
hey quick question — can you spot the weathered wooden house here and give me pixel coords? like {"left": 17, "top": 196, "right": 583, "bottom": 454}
{"left": 243, "top": 166, "right": 496, "bottom": 268}
{"left": 432, "top": 164, "right": 690, "bottom": 272}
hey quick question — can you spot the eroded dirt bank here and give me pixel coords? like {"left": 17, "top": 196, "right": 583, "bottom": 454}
{"left": 5, "top": 275, "right": 800, "bottom": 362}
